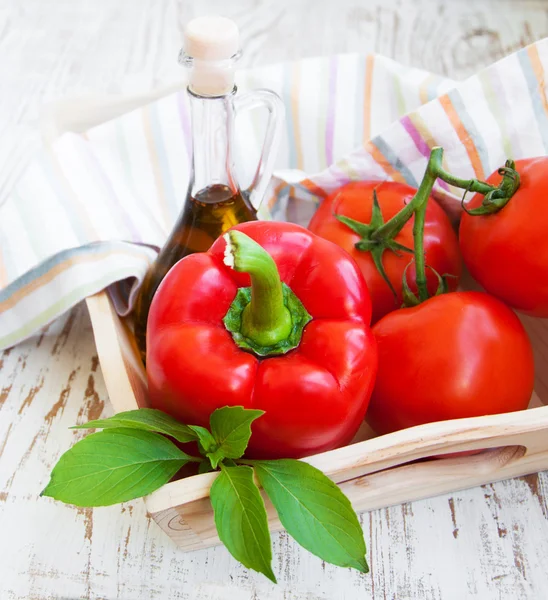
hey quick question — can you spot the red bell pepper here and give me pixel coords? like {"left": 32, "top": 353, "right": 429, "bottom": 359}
{"left": 146, "top": 221, "right": 378, "bottom": 459}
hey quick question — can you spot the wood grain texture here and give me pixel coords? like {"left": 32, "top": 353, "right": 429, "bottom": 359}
{"left": 2, "top": 0, "right": 548, "bottom": 598}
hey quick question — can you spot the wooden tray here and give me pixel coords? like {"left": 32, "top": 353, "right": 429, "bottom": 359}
{"left": 85, "top": 290, "right": 548, "bottom": 552}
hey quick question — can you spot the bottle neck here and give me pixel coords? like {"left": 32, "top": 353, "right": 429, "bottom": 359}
{"left": 188, "top": 87, "right": 240, "bottom": 197}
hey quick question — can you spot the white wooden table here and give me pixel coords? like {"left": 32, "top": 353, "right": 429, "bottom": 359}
{"left": 1, "top": 1, "right": 548, "bottom": 598}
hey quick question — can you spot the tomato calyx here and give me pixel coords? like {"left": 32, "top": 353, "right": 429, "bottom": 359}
{"left": 222, "top": 230, "right": 312, "bottom": 357}
{"left": 329, "top": 148, "right": 519, "bottom": 307}
{"left": 459, "top": 160, "right": 521, "bottom": 216}
{"left": 401, "top": 260, "right": 455, "bottom": 307}
{"left": 335, "top": 190, "right": 413, "bottom": 299}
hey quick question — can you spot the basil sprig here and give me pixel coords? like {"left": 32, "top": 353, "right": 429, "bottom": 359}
{"left": 42, "top": 406, "right": 368, "bottom": 582}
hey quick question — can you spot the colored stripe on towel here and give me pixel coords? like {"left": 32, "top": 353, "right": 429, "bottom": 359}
{"left": 439, "top": 93, "right": 486, "bottom": 180}
{"left": 520, "top": 45, "right": 548, "bottom": 153}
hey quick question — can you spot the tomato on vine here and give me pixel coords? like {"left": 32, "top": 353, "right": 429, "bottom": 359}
{"left": 308, "top": 181, "right": 462, "bottom": 323}
{"left": 367, "top": 290, "right": 534, "bottom": 436}
{"left": 363, "top": 148, "right": 535, "bottom": 438}
{"left": 459, "top": 157, "right": 548, "bottom": 317}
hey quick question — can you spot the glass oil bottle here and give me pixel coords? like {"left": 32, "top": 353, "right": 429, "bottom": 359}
{"left": 133, "top": 16, "right": 284, "bottom": 362}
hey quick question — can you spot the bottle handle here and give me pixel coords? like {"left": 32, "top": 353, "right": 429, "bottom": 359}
{"left": 233, "top": 89, "right": 285, "bottom": 211}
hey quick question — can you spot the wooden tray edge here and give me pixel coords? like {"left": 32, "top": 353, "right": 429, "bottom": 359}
{"left": 86, "top": 290, "right": 548, "bottom": 550}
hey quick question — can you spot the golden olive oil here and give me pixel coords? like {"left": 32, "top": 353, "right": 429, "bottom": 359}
{"left": 133, "top": 184, "right": 256, "bottom": 362}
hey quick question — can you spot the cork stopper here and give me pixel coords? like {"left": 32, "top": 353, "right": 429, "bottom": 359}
{"left": 182, "top": 16, "right": 240, "bottom": 96}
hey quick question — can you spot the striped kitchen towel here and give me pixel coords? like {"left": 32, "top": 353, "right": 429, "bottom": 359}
{"left": 0, "top": 39, "right": 547, "bottom": 349}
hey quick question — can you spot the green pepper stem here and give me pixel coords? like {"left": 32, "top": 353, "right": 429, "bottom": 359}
{"left": 223, "top": 230, "right": 292, "bottom": 347}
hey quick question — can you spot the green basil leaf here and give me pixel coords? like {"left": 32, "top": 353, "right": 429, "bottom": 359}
{"left": 254, "top": 460, "right": 368, "bottom": 573}
{"left": 206, "top": 447, "right": 225, "bottom": 469}
{"left": 210, "top": 465, "right": 276, "bottom": 583}
{"left": 42, "top": 428, "right": 191, "bottom": 506}
{"left": 209, "top": 406, "right": 264, "bottom": 464}
{"left": 189, "top": 425, "right": 217, "bottom": 454}
{"left": 198, "top": 460, "right": 214, "bottom": 475}
{"left": 71, "top": 408, "right": 197, "bottom": 444}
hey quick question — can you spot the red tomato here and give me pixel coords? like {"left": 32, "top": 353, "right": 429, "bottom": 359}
{"left": 308, "top": 181, "right": 462, "bottom": 323}
{"left": 459, "top": 157, "right": 548, "bottom": 317}
{"left": 366, "top": 291, "right": 534, "bottom": 437}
